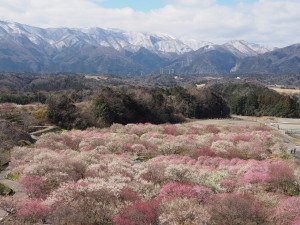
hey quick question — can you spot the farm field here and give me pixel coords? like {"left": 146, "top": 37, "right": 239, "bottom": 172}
{"left": 1, "top": 121, "right": 300, "bottom": 224}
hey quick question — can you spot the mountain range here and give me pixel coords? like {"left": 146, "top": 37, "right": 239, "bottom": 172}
{"left": 0, "top": 21, "right": 299, "bottom": 75}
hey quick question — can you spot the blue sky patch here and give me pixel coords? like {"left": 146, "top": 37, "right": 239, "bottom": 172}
{"left": 98, "top": 0, "right": 165, "bottom": 12}
{"left": 217, "top": 0, "right": 258, "bottom": 6}
{"left": 97, "top": 0, "right": 259, "bottom": 11}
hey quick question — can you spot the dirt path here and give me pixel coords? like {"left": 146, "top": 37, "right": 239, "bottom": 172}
{"left": 30, "top": 125, "right": 60, "bottom": 140}
{"left": 188, "top": 118, "right": 261, "bottom": 126}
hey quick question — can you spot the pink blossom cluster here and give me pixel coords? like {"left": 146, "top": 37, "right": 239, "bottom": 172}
{"left": 34, "top": 123, "right": 288, "bottom": 160}
{"left": 1, "top": 123, "right": 299, "bottom": 224}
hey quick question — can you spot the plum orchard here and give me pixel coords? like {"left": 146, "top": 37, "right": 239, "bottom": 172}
{"left": 1, "top": 123, "right": 300, "bottom": 224}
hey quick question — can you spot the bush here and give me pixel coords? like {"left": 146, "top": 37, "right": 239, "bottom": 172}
{"left": 32, "top": 109, "right": 48, "bottom": 124}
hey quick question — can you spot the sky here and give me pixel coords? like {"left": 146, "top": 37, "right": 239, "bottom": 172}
{"left": 0, "top": 0, "right": 299, "bottom": 47}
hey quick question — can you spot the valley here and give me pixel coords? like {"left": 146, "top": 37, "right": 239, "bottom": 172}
{"left": 1, "top": 0, "right": 300, "bottom": 224}
{"left": 0, "top": 73, "right": 300, "bottom": 223}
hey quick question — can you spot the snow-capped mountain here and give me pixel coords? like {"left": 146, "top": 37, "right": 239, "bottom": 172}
{"left": 0, "top": 20, "right": 213, "bottom": 55}
{"left": 0, "top": 20, "right": 280, "bottom": 75}
{"left": 222, "top": 40, "right": 275, "bottom": 58}
{"left": 0, "top": 21, "right": 273, "bottom": 56}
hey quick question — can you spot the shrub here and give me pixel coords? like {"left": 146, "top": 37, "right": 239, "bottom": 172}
{"left": 32, "top": 109, "right": 48, "bottom": 124}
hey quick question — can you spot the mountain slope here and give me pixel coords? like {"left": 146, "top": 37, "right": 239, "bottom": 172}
{"left": 167, "top": 46, "right": 239, "bottom": 74}
{"left": 222, "top": 40, "right": 275, "bottom": 58}
{"left": 232, "top": 43, "right": 300, "bottom": 74}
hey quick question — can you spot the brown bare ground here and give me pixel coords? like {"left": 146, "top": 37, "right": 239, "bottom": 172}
{"left": 270, "top": 87, "right": 300, "bottom": 94}
{"left": 85, "top": 75, "right": 108, "bottom": 80}
{"left": 233, "top": 115, "right": 278, "bottom": 123}
{"left": 203, "top": 76, "right": 223, "bottom": 80}
{"left": 196, "top": 84, "right": 205, "bottom": 88}
{"left": 187, "top": 118, "right": 261, "bottom": 126}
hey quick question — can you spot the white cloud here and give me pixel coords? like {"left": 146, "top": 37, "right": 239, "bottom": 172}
{"left": 0, "top": 0, "right": 299, "bottom": 47}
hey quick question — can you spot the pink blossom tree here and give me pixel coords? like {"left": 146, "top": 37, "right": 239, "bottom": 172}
{"left": 210, "top": 193, "right": 265, "bottom": 225}
{"left": 159, "top": 182, "right": 212, "bottom": 203}
{"left": 17, "top": 199, "right": 50, "bottom": 223}
{"left": 20, "top": 176, "right": 46, "bottom": 199}
{"left": 270, "top": 197, "right": 300, "bottom": 225}
{"left": 114, "top": 199, "right": 160, "bottom": 225}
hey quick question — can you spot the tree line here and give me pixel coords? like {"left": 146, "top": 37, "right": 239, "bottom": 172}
{"left": 47, "top": 87, "right": 230, "bottom": 129}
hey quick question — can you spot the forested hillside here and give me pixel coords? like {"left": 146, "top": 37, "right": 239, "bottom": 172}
{"left": 209, "top": 82, "right": 300, "bottom": 117}
{"left": 47, "top": 87, "right": 230, "bottom": 129}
